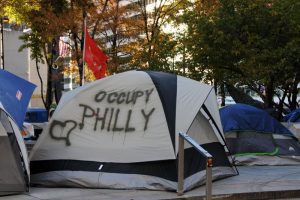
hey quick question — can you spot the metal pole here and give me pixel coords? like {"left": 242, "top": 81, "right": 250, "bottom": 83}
{"left": 1, "top": 17, "right": 4, "bottom": 70}
{"left": 177, "top": 135, "right": 184, "bottom": 196}
{"left": 178, "top": 132, "right": 214, "bottom": 199}
{"left": 82, "top": 18, "right": 86, "bottom": 85}
{"left": 206, "top": 157, "right": 213, "bottom": 200}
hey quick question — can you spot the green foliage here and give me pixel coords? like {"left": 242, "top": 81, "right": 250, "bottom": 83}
{"left": 18, "top": 33, "right": 44, "bottom": 64}
{"left": 184, "top": 0, "right": 300, "bottom": 110}
{"left": 3, "top": 0, "right": 300, "bottom": 113}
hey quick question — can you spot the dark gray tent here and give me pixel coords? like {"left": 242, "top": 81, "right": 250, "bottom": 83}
{"left": 0, "top": 104, "right": 30, "bottom": 195}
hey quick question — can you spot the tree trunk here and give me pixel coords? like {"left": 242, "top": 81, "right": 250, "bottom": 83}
{"left": 220, "top": 82, "right": 225, "bottom": 107}
{"left": 265, "top": 76, "right": 275, "bottom": 109}
{"left": 290, "top": 72, "right": 300, "bottom": 110}
{"left": 35, "top": 59, "right": 46, "bottom": 108}
{"left": 45, "top": 62, "right": 53, "bottom": 113}
{"left": 277, "top": 85, "right": 288, "bottom": 120}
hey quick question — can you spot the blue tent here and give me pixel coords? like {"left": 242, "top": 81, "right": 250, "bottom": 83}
{"left": 0, "top": 69, "right": 36, "bottom": 128}
{"left": 220, "top": 103, "right": 293, "bottom": 136}
{"left": 283, "top": 108, "right": 300, "bottom": 123}
{"left": 219, "top": 104, "right": 300, "bottom": 166}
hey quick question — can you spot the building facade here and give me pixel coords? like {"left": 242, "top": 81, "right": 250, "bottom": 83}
{"left": 1, "top": 30, "right": 47, "bottom": 107}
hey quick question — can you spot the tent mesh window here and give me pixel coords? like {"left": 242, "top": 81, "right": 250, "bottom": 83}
{"left": 226, "top": 131, "right": 278, "bottom": 156}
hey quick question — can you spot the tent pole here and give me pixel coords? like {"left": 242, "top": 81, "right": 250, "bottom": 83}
{"left": 177, "top": 135, "right": 184, "bottom": 195}
{"left": 206, "top": 158, "right": 213, "bottom": 200}
{"left": 82, "top": 18, "right": 87, "bottom": 85}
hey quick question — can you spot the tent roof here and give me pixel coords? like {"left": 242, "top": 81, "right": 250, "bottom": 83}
{"left": 283, "top": 108, "right": 300, "bottom": 123}
{"left": 30, "top": 70, "right": 223, "bottom": 163}
{"left": 220, "top": 103, "right": 293, "bottom": 136}
{"left": 0, "top": 69, "right": 36, "bottom": 128}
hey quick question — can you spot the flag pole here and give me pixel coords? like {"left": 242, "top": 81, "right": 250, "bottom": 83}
{"left": 82, "top": 18, "right": 87, "bottom": 85}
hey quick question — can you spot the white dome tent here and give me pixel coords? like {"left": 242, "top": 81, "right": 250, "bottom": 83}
{"left": 30, "top": 70, "right": 236, "bottom": 191}
{"left": 0, "top": 104, "right": 30, "bottom": 195}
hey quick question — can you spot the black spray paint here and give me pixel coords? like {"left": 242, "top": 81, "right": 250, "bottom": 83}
{"left": 49, "top": 88, "right": 157, "bottom": 145}
{"left": 79, "top": 104, "right": 155, "bottom": 132}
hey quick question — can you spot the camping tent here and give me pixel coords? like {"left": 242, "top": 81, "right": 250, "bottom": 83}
{"left": 283, "top": 108, "right": 300, "bottom": 123}
{"left": 0, "top": 69, "right": 36, "bottom": 128}
{"left": 0, "top": 104, "right": 30, "bottom": 195}
{"left": 282, "top": 108, "right": 300, "bottom": 142}
{"left": 30, "top": 70, "right": 236, "bottom": 191}
{"left": 220, "top": 103, "right": 300, "bottom": 165}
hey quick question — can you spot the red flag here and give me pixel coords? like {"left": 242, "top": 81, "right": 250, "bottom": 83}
{"left": 84, "top": 27, "right": 109, "bottom": 79}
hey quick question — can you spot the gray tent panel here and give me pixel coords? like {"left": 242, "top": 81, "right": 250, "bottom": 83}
{"left": 0, "top": 106, "right": 29, "bottom": 195}
{"left": 0, "top": 137, "right": 27, "bottom": 195}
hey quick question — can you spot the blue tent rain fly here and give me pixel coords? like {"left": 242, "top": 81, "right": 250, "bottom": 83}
{"left": 283, "top": 108, "right": 300, "bottom": 123}
{"left": 220, "top": 103, "right": 293, "bottom": 136}
{"left": 0, "top": 69, "right": 36, "bottom": 128}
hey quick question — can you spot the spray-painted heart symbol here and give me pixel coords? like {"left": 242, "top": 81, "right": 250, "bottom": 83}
{"left": 49, "top": 120, "right": 77, "bottom": 146}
